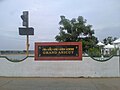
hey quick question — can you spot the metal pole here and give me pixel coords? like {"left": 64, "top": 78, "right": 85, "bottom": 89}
{"left": 20, "top": 11, "right": 30, "bottom": 56}
{"left": 119, "top": 47, "right": 120, "bottom": 76}
{"left": 26, "top": 35, "right": 29, "bottom": 56}
{"left": 26, "top": 11, "right": 29, "bottom": 56}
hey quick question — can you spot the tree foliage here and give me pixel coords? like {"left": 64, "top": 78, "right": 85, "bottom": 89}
{"left": 55, "top": 16, "right": 98, "bottom": 52}
{"left": 103, "top": 36, "right": 117, "bottom": 45}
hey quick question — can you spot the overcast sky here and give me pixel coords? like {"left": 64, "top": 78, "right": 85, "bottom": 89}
{"left": 0, "top": 0, "right": 120, "bottom": 50}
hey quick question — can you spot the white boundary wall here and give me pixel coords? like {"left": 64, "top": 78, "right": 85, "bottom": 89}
{"left": 0, "top": 56, "right": 119, "bottom": 77}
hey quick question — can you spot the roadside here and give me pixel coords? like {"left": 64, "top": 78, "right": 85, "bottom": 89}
{"left": 0, "top": 77, "right": 120, "bottom": 90}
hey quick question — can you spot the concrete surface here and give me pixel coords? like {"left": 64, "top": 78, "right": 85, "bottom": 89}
{"left": 0, "top": 77, "right": 120, "bottom": 90}
{"left": 0, "top": 56, "right": 119, "bottom": 77}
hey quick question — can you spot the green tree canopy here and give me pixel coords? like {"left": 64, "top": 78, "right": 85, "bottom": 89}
{"left": 103, "top": 36, "right": 117, "bottom": 45}
{"left": 55, "top": 16, "right": 98, "bottom": 52}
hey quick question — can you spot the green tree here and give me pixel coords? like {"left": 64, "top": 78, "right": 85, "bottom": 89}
{"left": 103, "top": 36, "right": 117, "bottom": 45}
{"left": 55, "top": 16, "right": 98, "bottom": 52}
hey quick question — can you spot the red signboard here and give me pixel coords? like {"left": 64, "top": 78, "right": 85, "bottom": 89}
{"left": 35, "top": 42, "right": 82, "bottom": 61}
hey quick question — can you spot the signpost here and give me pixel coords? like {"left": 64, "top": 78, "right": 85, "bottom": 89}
{"left": 19, "top": 11, "right": 34, "bottom": 56}
{"left": 35, "top": 42, "right": 82, "bottom": 60}
{"left": 19, "top": 27, "right": 34, "bottom": 35}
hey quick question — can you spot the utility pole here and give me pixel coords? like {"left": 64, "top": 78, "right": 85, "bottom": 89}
{"left": 19, "top": 11, "right": 34, "bottom": 56}
{"left": 25, "top": 11, "right": 29, "bottom": 56}
{"left": 117, "top": 44, "right": 120, "bottom": 76}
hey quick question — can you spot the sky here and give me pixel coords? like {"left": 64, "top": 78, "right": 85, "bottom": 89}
{"left": 0, "top": 0, "right": 120, "bottom": 50}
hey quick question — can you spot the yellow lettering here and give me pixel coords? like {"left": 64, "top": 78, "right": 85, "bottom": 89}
{"left": 46, "top": 51, "right": 49, "bottom": 54}
{"left": 54, "top": 48, "right": 58, "bottom": 51}
{"left": 66, "top": 48, "right": 74, "bottom": 51}
{"left": 43, "top": 48, "right": 47, "bottom": 51}
{"left": 43, "top": 52, "right": 46, "bottom": 54}
{"left": 48, "top": 47, "right": 52, "bottom": 51}
{"left": 59, "top": 48, "right": 65, "bottom": 51}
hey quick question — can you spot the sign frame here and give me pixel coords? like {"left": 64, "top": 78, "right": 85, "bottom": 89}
{"left": 35, "top": 42, "right": 82, "bottom": 61}
{"left": 19, "top": 27, "right": 34, "bottom": 35}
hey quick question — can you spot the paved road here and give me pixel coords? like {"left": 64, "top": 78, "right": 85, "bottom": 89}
{"left": 0, "top": 77, "right": 120, "bottom": 90}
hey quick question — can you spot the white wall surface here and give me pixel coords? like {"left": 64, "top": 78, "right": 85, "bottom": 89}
{"left": 0, "top": 57, "right": 119, "bottom": 77}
